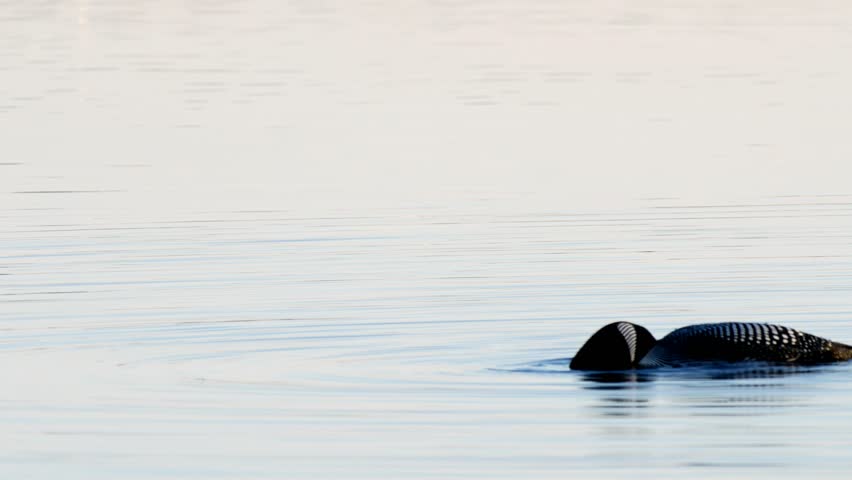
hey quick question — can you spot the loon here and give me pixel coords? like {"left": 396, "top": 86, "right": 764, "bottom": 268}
{"left": 569, "top": 322, "right": 852, "bottom": 370}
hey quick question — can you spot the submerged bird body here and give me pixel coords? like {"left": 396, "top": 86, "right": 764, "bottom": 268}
{"left": 570, "top": 321, "right": 852, "bottom": 371}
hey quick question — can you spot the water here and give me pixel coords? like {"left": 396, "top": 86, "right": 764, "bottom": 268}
{"left": 4, "top": 1, "right": 852, "bottom": 478}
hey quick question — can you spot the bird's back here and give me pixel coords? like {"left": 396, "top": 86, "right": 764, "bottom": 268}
{"left": 639, "top": 322, "right": 852, "bottom": 367}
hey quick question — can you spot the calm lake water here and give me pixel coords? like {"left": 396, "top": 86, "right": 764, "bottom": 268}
{"left": 4, "top": 1, "right": 852, "bottom": 478}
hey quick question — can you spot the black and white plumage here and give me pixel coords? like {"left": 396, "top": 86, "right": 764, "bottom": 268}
{"left": 569, "top": 321, "right": 852, "bottom": 371}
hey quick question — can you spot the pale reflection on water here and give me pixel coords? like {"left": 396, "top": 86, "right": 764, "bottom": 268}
{"left": 4, "top": 0, "right": 852, "bottom": 478}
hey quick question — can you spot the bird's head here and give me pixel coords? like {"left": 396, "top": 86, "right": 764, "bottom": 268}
{"left": 569, "top": 322, "right": 656, "bottom": 370}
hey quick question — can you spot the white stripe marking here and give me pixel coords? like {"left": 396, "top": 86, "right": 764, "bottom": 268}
{"left": 617, "top": 323, "right": 638, "bottom": 363}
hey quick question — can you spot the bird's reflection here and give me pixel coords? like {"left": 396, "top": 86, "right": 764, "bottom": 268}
{"left": 576, "top": 370, "right": 657, "bottom": 418}
{"left": 695, "top": 364, "right": 817, "bottom": 382}
{"left": 578, "top": 361, "right": 825, "bottom": 387}
{"left": 573, "top": 362, "right": 847, "bottom": 420}
{"left": 506, "top": 359, "right": 851, "bottom": 423}
{"left": 579, "top": 371, "right": 657, "bottom": 388}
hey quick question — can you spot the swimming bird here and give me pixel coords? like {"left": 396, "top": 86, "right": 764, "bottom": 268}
{"left": 569, "top": 322, "right": 852, "bottom": 370}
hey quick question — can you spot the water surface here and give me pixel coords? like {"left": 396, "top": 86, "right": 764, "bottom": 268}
{"left": 3, "top": 1, "right": 852, "bottom": 478}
